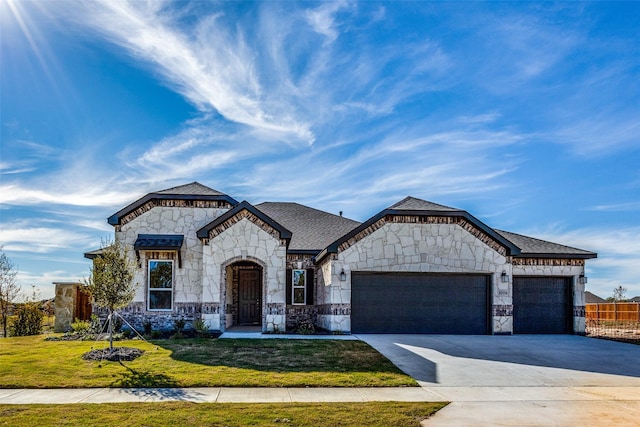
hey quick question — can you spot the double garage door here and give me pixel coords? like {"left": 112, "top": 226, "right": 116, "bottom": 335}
{"left": 351, "top": 273, "right": 573, "bottom": 334}
{"left": 351, "top": 272, "right": 490, "bottom": 334}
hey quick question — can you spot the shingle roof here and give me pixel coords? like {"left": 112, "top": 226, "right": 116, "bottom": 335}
{"left": 495, "top": 229, "right": 597, "bottom": 259}
{"left": 585, "top": 291, "right": 607, "bottom": 304}
{"left": 255, "top": 202, "right": 360, "bottom": 252}
{"left": 156, "top": 182, "right": 225, "bottom": 196}
{"left": 389, "top": 196, "right": 459, "bottom": 212}
{"left": 108, "top": 182, "right": 238, "bottom": 226}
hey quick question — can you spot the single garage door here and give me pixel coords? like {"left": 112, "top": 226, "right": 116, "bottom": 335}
{"left": 351, "top": 272, "right": 490, "bottom": 334}
{"left": 513, "top": 277, "right": 572, "bottom": 334}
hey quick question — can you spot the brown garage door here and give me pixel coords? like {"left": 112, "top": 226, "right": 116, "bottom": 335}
{"left": 513, "top": 277, "right": 573, "bottom": 334}
{"left": 351, "top": 272, "right": 490, "bottom": 334}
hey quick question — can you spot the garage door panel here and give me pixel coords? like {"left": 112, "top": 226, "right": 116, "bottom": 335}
{"left": 351, "top": 272, "right": 489, "bottom": 334}
{"left": 513, "top": 277, "right": 572, "bottom": 334}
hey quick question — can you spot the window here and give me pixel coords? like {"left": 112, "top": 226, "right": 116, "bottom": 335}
{"left": 292, "top": 269, "right": 306, "bottom": 305}
{"left": 148, "top": 260, "right": 173, "bottom": 310}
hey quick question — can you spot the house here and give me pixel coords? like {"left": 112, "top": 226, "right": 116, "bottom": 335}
{"left": 585, "top": 291, "right": 607, "bottom": 304}
{"left": 85, "top": 182, "right": 597, "bottom": 335}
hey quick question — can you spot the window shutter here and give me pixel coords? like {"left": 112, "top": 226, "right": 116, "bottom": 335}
{"left": 286, "top": 269, "right": 292, "bottom": 305}
{"left": 306, "top": 268, "right": 314, "bottom": 305}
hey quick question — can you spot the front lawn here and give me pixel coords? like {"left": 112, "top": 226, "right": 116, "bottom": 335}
{"left": 0, "top": 335, "right": 416, "bottom": 388}
{"left": 0, "top": 402, "right": 447, "bottom": 426}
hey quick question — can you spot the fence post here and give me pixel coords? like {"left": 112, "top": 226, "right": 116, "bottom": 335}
{"left": 614, "top": 302, "right": 617, "bottom": 322}
{"left": 637, "top": 303, "right": 639, "bottom": 322}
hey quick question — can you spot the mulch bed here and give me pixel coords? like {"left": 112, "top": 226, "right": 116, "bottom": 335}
{"left": 82, "top": 347, "right": 145, "bottom": 362}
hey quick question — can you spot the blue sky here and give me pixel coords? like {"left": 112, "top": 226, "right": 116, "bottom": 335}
{"left": 1, "top": 1, "right": 639, "bottom": 300}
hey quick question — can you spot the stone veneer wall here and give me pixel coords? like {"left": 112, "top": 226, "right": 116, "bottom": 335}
{"left": 285, "top": 254, "right": 317, "bottom": 332}
{"left": 320, "top": 221, "right": 512, "bottom": 333}
{"left": 54, "top": 283, "right": 80, "bottom": 332}
{"left": 203, "top": 217, "right": 287, "bottom": 332}
{"left": 114, "top": 205, "right": 229, "bottom": 329}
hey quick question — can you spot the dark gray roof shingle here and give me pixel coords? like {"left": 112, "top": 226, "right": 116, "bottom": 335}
{"left": 389, "top": 196, "right": 459, "bottom": 212}
{"left": 585, "top": 291, "right": 607, "bottom": 303}
{"left": 255, "top": 202, "right": 360, "bottom": 251}
{"left": 156, "top": 182, "right": 225, "bottom": 196}
{"left": 495, "top": 229, "right": 597, "bottom": 258}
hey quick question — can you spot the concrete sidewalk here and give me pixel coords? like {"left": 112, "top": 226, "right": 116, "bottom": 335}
{"left": 0, "top": 386, "right": 442, "bottom": 404}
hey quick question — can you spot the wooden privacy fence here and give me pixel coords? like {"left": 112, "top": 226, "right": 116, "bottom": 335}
{"left": 586, "top": 303, "right": 640, "bottom": 322}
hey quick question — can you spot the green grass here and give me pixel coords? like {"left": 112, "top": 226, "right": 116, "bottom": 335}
{"left": 0, "top": 402, "right": 447, "bottom": 426}
{"left": 0, "top": 335, "right": 417, "bottom": 388}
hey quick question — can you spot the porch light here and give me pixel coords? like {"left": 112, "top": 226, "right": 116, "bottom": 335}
{"left": 339, "top": 268, "right": 347, "bottom": 281}
{"left": 579, "top": 274, "right": 587, "bottom": 284}
{"left": 501, "top": 271, "right": 509, "bottom": 283}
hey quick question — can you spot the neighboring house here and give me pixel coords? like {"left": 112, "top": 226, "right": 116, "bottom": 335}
{"left": 630, "top": 296, "right": 640, "bottom": 303}
{"left": 585, "top": 291, "right": 607, "bottom": 304}
{"left": 85, "top": 182, "right": 597, "bottom": 335}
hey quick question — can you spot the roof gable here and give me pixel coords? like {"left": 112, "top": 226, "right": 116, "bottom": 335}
{"left": 389, "top": 196, "right": 458, "bottom": 212}
{"left": 316, "top": 196, "right": 521, "bottom": 263}
{"left": 156, "top": 182, "right": 225, "bottom": 196}
{"left": 108, "top": 182, "right": 238, "bottom": 227}
{"left": 196, "top": 201, "right": 292, "bottom": 243}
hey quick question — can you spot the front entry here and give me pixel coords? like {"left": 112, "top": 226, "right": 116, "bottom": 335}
{"left": 238, "top": 267, "right": 262, "bottom": 325}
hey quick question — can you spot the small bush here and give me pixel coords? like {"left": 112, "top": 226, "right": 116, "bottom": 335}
{"left": 10, "top": 302, "right": 43, "bottom": 337}
{"left": 143, "top": 320, "right": 152, "bottom": 335}
{"left": 192, "top": 319, "right": 209, "bottom": 337}
{"left": 89, "top": 314, "right": 103, "bottom": 334}
{"left": 71, "top": 319, "right": 91, "bottom": 335}
{"left": 150, "top": 330, "right": 161, "bottom": 339}
{"left": 174, "top": 317, "right": 186, "bottom": 333}
{"left": 112, "top": 316, "right": 123, "bottom": 333}
{"left": 122, "top": 329, "right": 132, "bottom": 339}
{"left": 296, "top": 319, "right": 316, "bottom": 335}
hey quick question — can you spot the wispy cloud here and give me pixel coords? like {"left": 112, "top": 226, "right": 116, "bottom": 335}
{"left": 73, "top": 0, "right": 315, "bottom": 144}
{"left": 0, "top": 224, "right": 94, "bottom": 253}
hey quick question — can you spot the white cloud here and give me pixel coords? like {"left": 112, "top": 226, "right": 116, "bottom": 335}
{"left": 0, "top": 225, "right": 94, "bottom": 253}
{"left": 524, "top": 226, "right": 640, "bottom": 298}
{"left": 74, "top": 0, "right": 315, "bottom": 144}
{"left": 304, "top": 1, "right": 348, "bottom": 42}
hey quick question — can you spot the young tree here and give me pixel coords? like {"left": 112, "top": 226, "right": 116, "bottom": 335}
{"left": 612, "top": 285, "right": 627, "bottom": 302}
{"left": 0, "top": 248, "right": 21, "bottom": 338}
{"left": 84, "top": 239, "right": 136, "bottom": 351}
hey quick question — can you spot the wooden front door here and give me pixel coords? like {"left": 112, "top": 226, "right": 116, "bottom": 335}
{"left": 239, "top": 270, "right": 261, "bottom": 325}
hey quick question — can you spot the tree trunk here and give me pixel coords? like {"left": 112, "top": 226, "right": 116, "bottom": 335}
{"left": 108, "top": 309, "right": 114, "bottom": 352}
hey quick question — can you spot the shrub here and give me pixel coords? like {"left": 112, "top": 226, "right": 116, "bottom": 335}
{"left": 174, "top": 317, "right": 186, "bottom": 333}
{"left": 10, "top": 302, "right": 43, "bottom": 336}
{"left": 192, "top": 319, "right": 209, "bottom": 337}
{"left": 71, "top": 319, "right": 91, "bottom": 335}
{"left": 296, "top": 319, "right": 316, "bottom": 335}
{"left": 150, "top": 330, "right": 161, "bottom": 339}
{"left": 89, "top": 314, "right": 103, "bottom": 334}
{"left": 142, "top": 320, "right": 153, "bottom": 335}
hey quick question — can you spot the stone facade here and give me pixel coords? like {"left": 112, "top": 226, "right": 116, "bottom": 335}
{"left": 54, "top": 282, "right": 89, "bottom": 332}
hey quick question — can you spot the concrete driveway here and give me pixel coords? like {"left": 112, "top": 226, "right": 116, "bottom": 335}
{"left": 358, "top": 334, "right": 640, "bottom": 426}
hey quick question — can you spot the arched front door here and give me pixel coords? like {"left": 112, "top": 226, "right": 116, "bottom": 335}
{"left": 236, "top": 263, "right": 262, "bottom": 325}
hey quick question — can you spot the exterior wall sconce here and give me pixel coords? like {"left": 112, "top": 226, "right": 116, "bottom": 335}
{"left": 339, "top": 268, "right": 347, "bottom": 281}
{"left": 501, "top": 271, "right": 509, "bottom": 283}
{"left": 579, "top": 274, "right": 587, "bottom": 284}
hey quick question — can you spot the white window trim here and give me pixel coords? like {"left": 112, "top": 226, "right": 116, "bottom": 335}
{"left": 147, "top": 259, "right": 174, "bottom": 311}
{"left": 292, "top": 269, "right": 306, "bottom": 306}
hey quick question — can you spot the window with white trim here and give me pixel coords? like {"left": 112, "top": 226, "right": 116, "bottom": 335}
{"left": 292, "top": 269, "right": 306, "bottom": 305}
{"left": 148, "top": 260, "right": 173, "bottom": 310}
